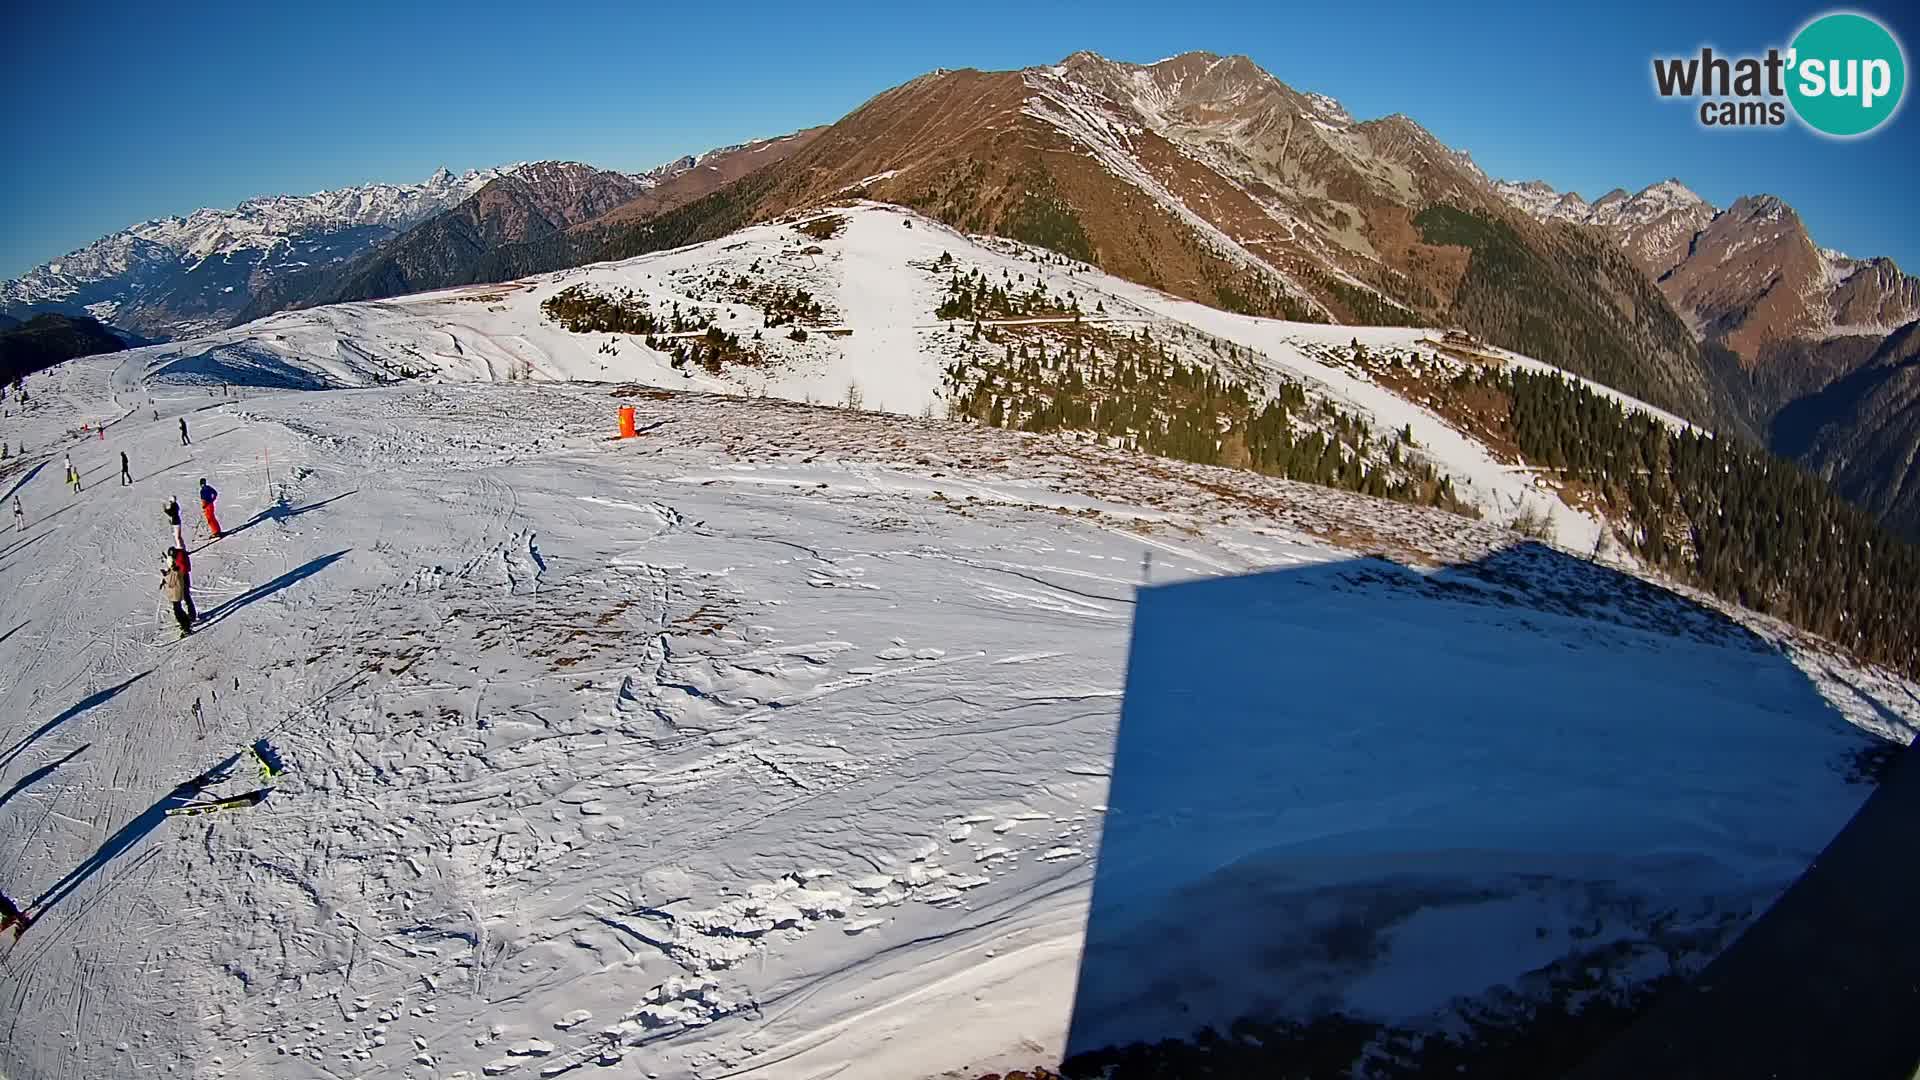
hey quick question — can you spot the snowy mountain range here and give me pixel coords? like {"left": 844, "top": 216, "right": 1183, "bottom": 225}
{"left": 1, "top": 166, "right": 498, "bottom": 338}
{"left": 1492, "top": 176, "right": 1920, "bottom": 351}
{"left": 1493, "top": 177, "right": 1717, "bottom": 280}
{"left": 0, "top": 157, "right": 710, "bottom": 342}
{"left": 241, "top": 131, "right": 823, "bottom": 318}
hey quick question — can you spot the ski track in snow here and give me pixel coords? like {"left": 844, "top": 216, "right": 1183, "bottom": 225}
{"left": 0, "top": 210, "right": 1916, "bottom": 1080}
{"left": 1, "top": 374, "right": 1152, "bottom": 1080}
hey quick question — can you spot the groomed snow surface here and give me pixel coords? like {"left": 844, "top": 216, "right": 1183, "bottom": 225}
{"left": 1, "top": 209, "right": 1916, "bottom": 1080}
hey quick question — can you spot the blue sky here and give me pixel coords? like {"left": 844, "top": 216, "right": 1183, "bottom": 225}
{"left": 3, "top": 0, "right": 1914, "bottom": 279}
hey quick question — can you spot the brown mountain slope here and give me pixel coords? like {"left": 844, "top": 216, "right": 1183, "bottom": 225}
{"left": 1661, "top": 200, "right": 1918, "bottom": 369}
{"left": 549, "top": 54, "right": 1711, "bottom": 423}
{"left": 1497, "top": 180, "right": 1920, "bottom": 415}
{"left": 1592, "top": 183, "right": 1718, "bottom": 280}
{"left": 1832, "top": 258, "right": 1920, "bottom": 332}
{"left": 232, "top": 161, "right": 649, "bottom": 318}
{"left": 787, "top": 65, "right": 1325, "bottom": 319}
{"left": 591, "top": 129, "right": 825, "bottom": 227}
{"left": 781, "top": 55, "right": 1723, "bottom": 424}
{"left": 233, "top": 143, "right": 816, "bottom": 322}
{"left": 460, "top": 162, "right": 651, "bottom": 246}
{"left": 321, "top": 162, "right": 654, "bottom": 303}
{"left": 1773, "top": 320, "right": 1920, "bottom": 541}
{"left": 1662, "top": 195, "right": 1831, "bottom": 359}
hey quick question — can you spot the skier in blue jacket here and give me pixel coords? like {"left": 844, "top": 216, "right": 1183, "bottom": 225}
{"left": 198, "top": 479, "right": 222, "bottom": 539}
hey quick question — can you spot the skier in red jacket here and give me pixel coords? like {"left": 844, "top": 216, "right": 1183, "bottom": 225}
{"left": 169, "top": 546, "right": 197, "bottom": 625}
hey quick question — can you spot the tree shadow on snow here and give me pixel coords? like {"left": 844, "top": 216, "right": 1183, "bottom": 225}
{"left": 28, "top": 752, "right": 242, "bottom": 921}
{"left": 0, "top": 669, "right": 150, "bottom": 770}
{"left": 195, "top": 549, "right": 349, "bottom": 628}
{"left": 1063, "top": 541, "right": 1920, "bottom": 1080}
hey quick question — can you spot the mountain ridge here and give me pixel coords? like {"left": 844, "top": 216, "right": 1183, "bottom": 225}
{"left": 232, "top": 133, "right": 824, "bottom": 321}
{"left": 1493, "top": 175, "right": 1919, "bottom": 358}
{"left": 1492, "top": 173, "right": 1920, "bottom": 537}
{"left": 0, "top": 158, "right": 739, "bottom": 342}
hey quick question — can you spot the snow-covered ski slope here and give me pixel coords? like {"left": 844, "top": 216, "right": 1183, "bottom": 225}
{"left": 3, "top": 209, "right": 1917, "bottom": 1080}
{"left": 1, "top": 343, "right": 1917, "bottom": 1080}
{"left": 107, "top": 203, "right": 1690, "bottom": 551}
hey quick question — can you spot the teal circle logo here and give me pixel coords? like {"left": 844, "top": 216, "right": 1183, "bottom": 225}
{"left": 1787, "top": 12, "right": 1906, "bottom": 136}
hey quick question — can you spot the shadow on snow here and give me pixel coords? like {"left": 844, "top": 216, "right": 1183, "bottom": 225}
{"left": 1569, "top": 739, "right": 1920, "bottom": 1078}
{"left": 1062, "top": 540, "right": 1912, "bottom": 1079}
{"left": 0, "top": 459, "right": 49, "bottom": 505}
{"left": 133, "top": 459, "right": 192, "bottom": 484}
{"left": 0, "top": 670, "right": 150, "bottom": 770}
{"left": 196, "top": 549, "right": 350, "bottom": 628}
{"left": 28, "top": 752, "right": 244, "bottom": 921}
{"left": 224, "top": 490, "right": 358, "bottom": 539}
{"left": 0, "top": 742, "right": 89, "bottom": 812}
{"left": 0, "top": 529, "right": 49, "bottom": 567}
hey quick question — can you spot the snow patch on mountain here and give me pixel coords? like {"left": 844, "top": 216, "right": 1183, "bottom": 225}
{"left": 1445, "top": 146, "right": 1488, "bottom": 181}
{"left": 1497, "top": 176, "right": 1721, "bottom": 283}
{"left": 1492, "top": 180, "right": 1590, "bottom": 222}
{"left": 1591, "top": 179, "right": 1711, "bottom": 225}
{"left": 1820, "top": 247, "right": 1864, "bottom": 290}
{"left": 1497, "top": 177, "right": 1713, "bottom": 229}
{"left": 1303, "top": 91, "right": 1353, "bottom": 126}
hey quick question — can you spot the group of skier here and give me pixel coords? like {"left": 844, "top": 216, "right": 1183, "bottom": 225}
{"left": 59, "top": 449, "right": 134, "bottom": 491}
{"left": 160, "top": 481, "right": 220, "bottom": 637}
{"left": 47, "top": 417, "right": 193, "bottom": 501}
{"left": 6, "top": 399, "right": 222, "bottom": 638}
{"left": 0, "top": 398, "right": 247, "bottom": 940}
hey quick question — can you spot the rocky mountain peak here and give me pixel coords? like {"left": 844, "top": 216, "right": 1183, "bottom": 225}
{"left": 1642, "top": 177, "right": 1706, "bottom": 205}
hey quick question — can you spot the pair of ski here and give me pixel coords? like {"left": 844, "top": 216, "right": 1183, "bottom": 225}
{"left": 166, "top": 788, "right": 270, "bottom": 817}
{"left": 164, "top": 741, "right": 286, "bottom": 818}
